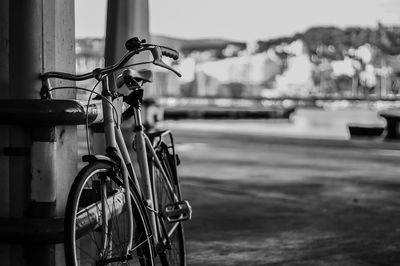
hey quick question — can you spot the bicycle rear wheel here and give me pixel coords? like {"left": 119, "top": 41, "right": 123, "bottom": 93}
{"left": 151, "top": 145, "right": 186, "bottom": 266}
{"left": 64, "top": 161, "right": 154, "bottom": 266}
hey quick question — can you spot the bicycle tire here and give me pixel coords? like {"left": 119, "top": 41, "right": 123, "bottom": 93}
{"left": 151, "top": 145, "right": 186, "bottom": 266}
{"left": 64, "top": 161, "right": 155, "bottom": 266}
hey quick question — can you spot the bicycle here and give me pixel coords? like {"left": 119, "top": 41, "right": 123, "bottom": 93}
{"left": 41, "top": 37, "right": 192, "bottom": 266}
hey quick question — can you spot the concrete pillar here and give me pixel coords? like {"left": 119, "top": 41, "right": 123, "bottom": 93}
{"left": 103, "top": 0, "right": 151, "bottom": 144}
{"left": 8, "top": 1, "right": 42, "bottom": 265}
{"left": 105, "top": 0, "right": 150, "bottom": 93}
{"left": 1, "top": 0, "right": 76, "bottom": 265}
{"left": 105, "top": 0, "right": 150, "bottom": 66}
{"left": 51, "top": 3, "right": 77, "bottom": 265}
{"left": 0, "top": 0, "right": 10, "bottom": 265}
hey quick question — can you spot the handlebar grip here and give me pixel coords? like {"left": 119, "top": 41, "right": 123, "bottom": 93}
{"left": 161, "top": 47, "right": 179, "bottom": 60}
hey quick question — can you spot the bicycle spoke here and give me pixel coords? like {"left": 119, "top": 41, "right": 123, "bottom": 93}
{"left": 151, "top": 152, "right": 185, "bottom": 266}
{"left": 109, "top": 193, "right": 124, "bottom": 254}
{"left": 77, "top": 245, "right": 99, "bottom": 262}
{"left": 65, "top": 163, "right": 154, "bottom": 265}
{"left": 83, "top": 200, "right": 101, "bottom": 253}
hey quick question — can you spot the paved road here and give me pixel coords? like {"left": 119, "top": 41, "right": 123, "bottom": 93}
{"left": 171, "top": 124, "right": 400, "bottom": 265}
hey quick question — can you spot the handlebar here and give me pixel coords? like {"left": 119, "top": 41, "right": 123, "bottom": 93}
{"left": 41, "top": 37, "right": 182, "bottom": 82}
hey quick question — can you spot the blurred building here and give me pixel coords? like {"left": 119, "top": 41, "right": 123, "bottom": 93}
{"left": 76, "top": 38, "right": 105, "bottom": 74}
{"left": 193, "top": 52, "right": 282, "bottom": 97}
{"left": 75, "top": 27, "right": 400, "bottom": 100}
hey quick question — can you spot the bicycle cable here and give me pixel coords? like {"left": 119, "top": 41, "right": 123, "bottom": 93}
{"left": 121, "top": 60, "right": 153, "bottom": 70}
{"left": 48, "top": 84, "right": 121, "bottom": 155}
{"left": 47, "top": 58, "right": 158, "bottom": 156}
{"left": 85, "top": 78, "right": 102, "bottom": 155}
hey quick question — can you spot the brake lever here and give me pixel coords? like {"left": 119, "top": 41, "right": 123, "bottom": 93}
{"left": 154, "top": 59, "right": 182, "bottom": 77}
{"left": 150, "top": 46, "right": 182, "bottom": 77}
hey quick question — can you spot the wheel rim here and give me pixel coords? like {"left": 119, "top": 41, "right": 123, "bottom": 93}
{"left": 70, "top": 168, "right": 154, "bottom": 266}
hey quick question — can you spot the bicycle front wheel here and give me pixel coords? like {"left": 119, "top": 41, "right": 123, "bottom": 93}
{"left": 64, "top": 161, "right": 154, "bottom": 266}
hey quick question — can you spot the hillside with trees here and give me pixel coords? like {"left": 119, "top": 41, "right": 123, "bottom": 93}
{"left": 257, "top": 25, "right": 400, "bottom": 58}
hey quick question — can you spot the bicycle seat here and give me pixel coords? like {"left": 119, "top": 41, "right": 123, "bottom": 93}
{"left": 116, "top": 69, "right": 153, "bottom": 89}
{"left": 135, "top": 69, "right": 153, "bottom": 83}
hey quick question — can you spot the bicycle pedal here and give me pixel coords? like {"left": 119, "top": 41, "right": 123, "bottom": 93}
{"left": 164, "top": 200, "right": 192, "bottom": 223}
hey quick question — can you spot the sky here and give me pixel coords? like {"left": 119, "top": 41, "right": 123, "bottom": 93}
{"left": 75, "top": 0, "right": 400, "bottom": 42}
